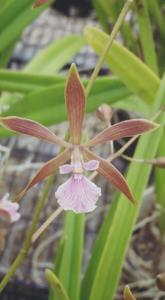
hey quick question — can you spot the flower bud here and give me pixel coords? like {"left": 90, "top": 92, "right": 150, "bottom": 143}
{"left": 156, "top": 273, "right": 165, "bottom": 291}
{"left": 124, "top": 285, "right": 136, "bottom": 300}
{"left": 97, "top": 104, "right": 113, "bottom": 123}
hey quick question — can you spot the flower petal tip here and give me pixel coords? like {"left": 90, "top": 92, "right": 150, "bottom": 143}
{"left": 69, "top": 63, "right": 77, "bottom": 73}
{"left": 67, "top": 63, "right": 80, "bottom": 84}
{"left": 129, "top": 194, "right": 136, "bottom": 205}
{"left": 146, "top": 120, "right": 160, "bottom": 130}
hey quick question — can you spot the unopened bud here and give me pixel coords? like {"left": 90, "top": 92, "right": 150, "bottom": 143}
{"left": 33, "top": 0, "right": 49, "bottom": 8}
{"left": 150, "top": 157, "right": 165, "bottom": 168}
{"left": 124, "top": 285, "right": 136, "bottom": 300}
{"left": 97, "top": 104, "right": 113, "bottom": 123}
{"left": 156, "top": 273, "right": 165, "bottom": 291}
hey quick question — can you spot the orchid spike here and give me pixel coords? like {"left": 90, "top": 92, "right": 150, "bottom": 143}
{"left": 0, "top": 64, "right": 158, "bottom": 213}
{"left": 0, "top": 194, "right": 20, "bottom": 223}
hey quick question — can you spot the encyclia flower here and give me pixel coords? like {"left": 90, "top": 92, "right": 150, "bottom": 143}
{"left": 0, "top": 64, "right": 158, "bottom": 213}
{"left": 0, "top": 193, "right": 20, "bottom": 222}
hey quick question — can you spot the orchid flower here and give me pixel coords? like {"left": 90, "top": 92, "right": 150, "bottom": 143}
{"left": 0, "top": 64, "right": 158, "bottom": 213}
{"left": 0, "top": 194, "right": 20, "bottom": 223}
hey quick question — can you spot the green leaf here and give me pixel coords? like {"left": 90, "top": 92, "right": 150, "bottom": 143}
{"left": 81, "top": 194, "right": 118, "bottom": 300}
{"left": 0, "top": 34, "right": 85, "bottom": 110}
{"left": 45, "top": 269, "right": 70, "bottom": 300}
{"left": 84, "top": 26, "right": 160, "bottom": 103}
{"left": 0, "top": 42, "right": 16, "bottom": 68}
{"left": 81, "top": 76, "right": 165, "bottom": 300}
{"left": 0, "top": 70, "right": 65, "bottom": 93}
{"left": 135, "top": 0, "right": 158, "bottom": 74}
{"left": 0, "top": 77, "right": 133, "bottom": 137}
{"left": 155, "top": 129, "right": 165, "bottom": 234}
{"left": 92, "top": 0, "right": 109, "bottom": 32}
{"left": 24, "top": 35, "right": 86, "bottom": 74}
{"left": 112, "top": 94, "right": 149, "bottom": 115}
{"left": 52, "top": 212, "right": 84, "bottom": 300}
{"left": 0, "top": 0, "right": 47, "bottom": 53}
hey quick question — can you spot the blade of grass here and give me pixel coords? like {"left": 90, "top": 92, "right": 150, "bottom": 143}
{"left": 46, "top": 269, "right": 70, "bottom": 300}
{"left": 148, "top": 0, "right": 165, "bottom": 38}
{"left": 0, "top": 70, "right": 65, "bottom": 93}
{"left": 135, "top": 0, "right": 158, "bottom": 74}
{"left": 84, "top": 26, "right": 160, "bottom": 102}
{"left": 0, "top": 77, "right": 133, "bottom": 137}
{"left": 0, "top": 0, "right": 47, "bottom": 53}
{"left": 24, "top": 35, "right": 85, "bottom": 74}
{"left": 135, "top": 0, "right": 164, "bottom": 236}
{"left": 0, "top": 42, "right": 16, "bottom": 68}
{"left": 0, "top": 34, "right": 85, "bottom": 108}
{"left": 155, "top": 130, "right": 165, "bottom": 235}
{"left": 81, "top": 75, "right": 165, "bottom": 300}
{"left": 92, "top": 0, "right": 109, "bottom": 32}
{"left": 0, "top": 0, "right": 32, "bottom": 32}
{"left": 51, "top": 212, "right": 84, "bottom": 300}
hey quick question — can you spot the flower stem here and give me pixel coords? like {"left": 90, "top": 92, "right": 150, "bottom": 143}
{"left": 122, "top": 154, "right": 145, "bottom": 164}
{"left": 32, "top": 207, "right": 63, "bottom": 243}
{"left": 85, "top": 0, "right": 133, "bottom": 97}
{"left": 0, "top": 175, "right": 54, "bottom": 293}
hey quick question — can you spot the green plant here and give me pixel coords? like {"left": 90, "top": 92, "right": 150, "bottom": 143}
{"left": 0, "top": 1, "right": 164, "bottom": 300}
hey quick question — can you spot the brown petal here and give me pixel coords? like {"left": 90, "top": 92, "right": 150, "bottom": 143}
{"left": 33, "top": 0, "right": 48, "bottom": 8}
{"left": 124, "top": 286, "right": 136, "bottom": 300}
{"left": 0, "top": 117, "right": 69, "bottom": 147}
{"left": 15, "top": 148, "right": 71, "bottom": 202}
{"left": 87, "top": 119, "right": 158, "bottom": 146}
{"left": 65, "top": 64, "right": 86, "bottom": 144}
{"left": 83, "top": 148, "right": 134, "bottom": 203}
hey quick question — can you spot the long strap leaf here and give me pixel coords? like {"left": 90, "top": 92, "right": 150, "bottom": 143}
{"left": 81, "top": 76, "right": 165, "bottom": 300}
{"left": 84, "top": 26, "right": 160, "bottom": 103}
{"left": 50, "top": 213, "right": 84, "bottom": 300}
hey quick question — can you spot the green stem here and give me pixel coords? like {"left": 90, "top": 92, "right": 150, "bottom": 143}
{"left": 135, "top": 0, "right": 159, "bottom": 75}
{"left": 85, "top": 0, "right": 133, "bottom": 97}
{"left": 0, "top": 175, "right": 54, "bottom": 293}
